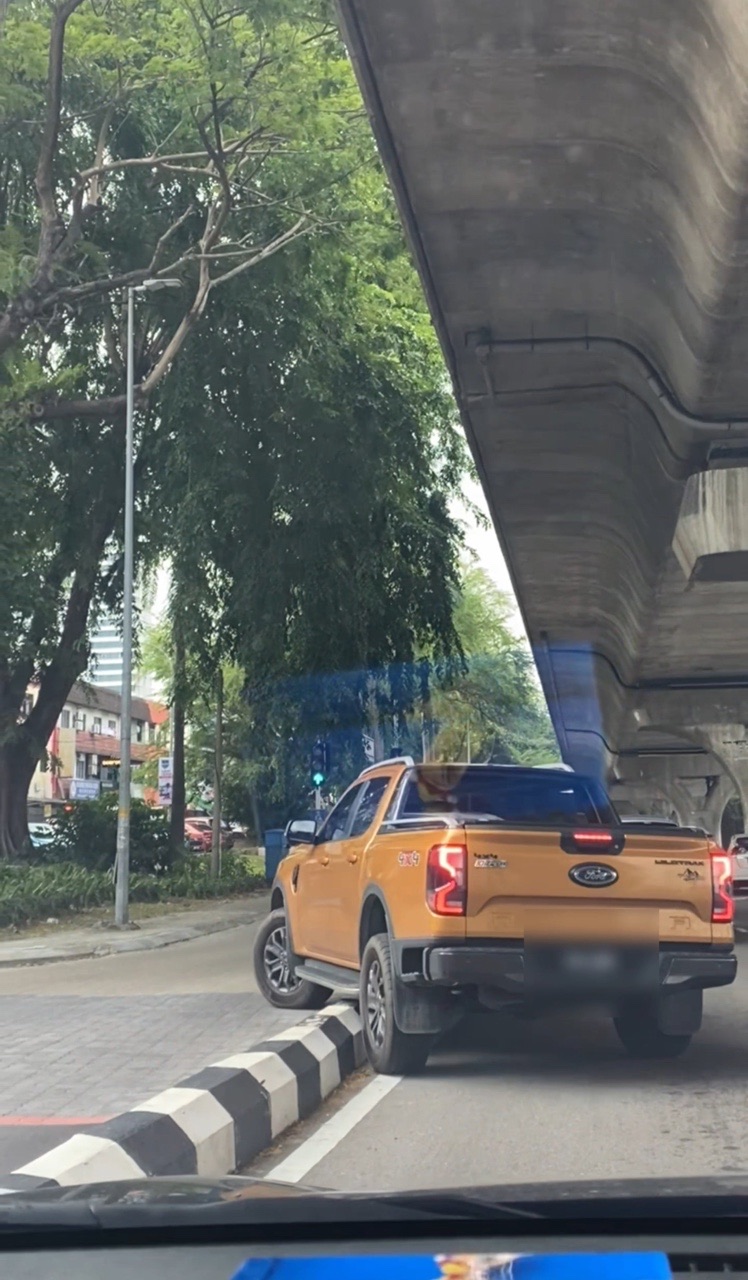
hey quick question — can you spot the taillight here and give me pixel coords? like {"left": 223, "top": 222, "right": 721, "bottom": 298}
{"left": 572, "top": 831, "right": 614, "bottom": 848}
{"left": 711, "top": 850, "right": 734, "bottom": 924}
{"left": 560, "top": 829, "right": 625, "bottom": 856}
{"left": 426, "top": 843, "right": 467, "bottom": 916}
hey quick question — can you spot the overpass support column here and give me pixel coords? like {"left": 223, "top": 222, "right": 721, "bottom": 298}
{"left": 694, "top": 727, "right": 748, "bottom": 835}
{"left": 657, "top": 775, "right": 733, "bottom": 840}
{"left": 658, "top": 780, "right": 702, "bottom": 831}
{"left": 701, "top": 774, "right": 734, "bottom": 845}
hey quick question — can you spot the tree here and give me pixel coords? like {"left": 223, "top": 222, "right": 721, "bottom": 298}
{"left": 144, "top": 111, "right": 473, "bottom": 827}
{"left": 215, "top": 567, "right": 556, "bottom": 831}
{"left": 0, "top": 0, "right": 432, "bottom": 854}
{"left": 428, "top": 563, "right": 557, "bottom": 766}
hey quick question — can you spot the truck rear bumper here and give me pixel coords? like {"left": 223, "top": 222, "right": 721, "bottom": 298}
{"left": 414, "top": 941, "right": 737, "bottom": 997}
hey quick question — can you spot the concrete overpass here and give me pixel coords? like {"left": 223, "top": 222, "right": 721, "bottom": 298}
{"left": 337, "top": 0, "right": 748, "bottom": 838}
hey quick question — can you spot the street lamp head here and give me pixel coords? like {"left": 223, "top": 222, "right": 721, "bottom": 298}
{"left": 134, "top": 277, "right": 182, "bottom": 293}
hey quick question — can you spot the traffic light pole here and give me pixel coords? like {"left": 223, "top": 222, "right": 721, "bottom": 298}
{"left": 311, "top": 738, "right": 328, "bottom": 816}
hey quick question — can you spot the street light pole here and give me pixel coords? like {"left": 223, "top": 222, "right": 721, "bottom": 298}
{"left": 114, "top": 277, "right": 180, "bottom": 927}
{"left": 114, "top": 286, "right": 135, "bottom": 926}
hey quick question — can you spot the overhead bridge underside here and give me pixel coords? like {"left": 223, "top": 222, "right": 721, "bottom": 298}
{"left": 337, "top": 0, "right": 748, "bottom": 831}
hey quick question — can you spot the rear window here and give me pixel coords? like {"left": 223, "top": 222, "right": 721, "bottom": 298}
{"left": 399, "top": 766, "right": 616, "bottom": 827}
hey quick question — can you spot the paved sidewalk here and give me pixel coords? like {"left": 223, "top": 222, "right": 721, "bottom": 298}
{"left": 0, "top": 897, "right": 267, "bottom": 967}
{"left": 0, "top": 911, "right": 303, "bottom": 1172}
{"left": 0, "top": 990, "right": 301, "bottom": 1119}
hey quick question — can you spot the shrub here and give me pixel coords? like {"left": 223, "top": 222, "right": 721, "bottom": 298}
{"left": 0, "top": 852, "right": 265, "bottom": 929}
{"left": 47, "top": 794, "right": 175, "bottom": 874}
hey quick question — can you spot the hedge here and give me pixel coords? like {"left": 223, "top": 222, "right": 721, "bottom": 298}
{"left": 0, "top": 854, "right": 264, "bottom": 930}
{"left": 44, "top": 794, "right": 174, "bottom": 874}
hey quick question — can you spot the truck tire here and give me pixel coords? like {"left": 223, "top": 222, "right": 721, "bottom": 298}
{"left": 360, "top": 933, "right": 434, "bottom": 1075}
{"left": 253, "top": 909, "right": 329, "bottom": 1011}
{"left": 613, "top": 1005, "right": 692, "bottom": 1059}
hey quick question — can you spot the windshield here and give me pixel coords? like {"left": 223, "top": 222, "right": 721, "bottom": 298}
{"left": 0, "top": 0, "right": 744, "bottom": 1232}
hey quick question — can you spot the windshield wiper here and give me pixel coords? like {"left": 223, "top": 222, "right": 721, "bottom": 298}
{"left": 375, "top": 1192, "right": 541, "bottom": 1221}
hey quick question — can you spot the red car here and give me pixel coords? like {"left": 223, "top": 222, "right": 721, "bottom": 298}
{"left": 184, "top": 818, "right": 235, "bottom": 852}
{"left": 184, "top": 819, "right": 212, "bottom": 852}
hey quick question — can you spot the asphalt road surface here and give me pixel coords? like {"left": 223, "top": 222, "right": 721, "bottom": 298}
{"left": 0, "top": 911, "right": 302, "bottom": 1174}
{"left": 249, "top": 938, "right": 748, "bottom": 1193}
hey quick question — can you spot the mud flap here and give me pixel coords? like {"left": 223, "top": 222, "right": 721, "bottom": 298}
{"left": 658, "top": 987, "right": 703, "bottom": 1035}
{"left": 393, "top": 980, "right": 460, "bottom": 1034}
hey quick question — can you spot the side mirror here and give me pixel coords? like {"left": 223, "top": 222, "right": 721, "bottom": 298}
{"left": 286, "top": 818, "right": 317, "bottom": 847}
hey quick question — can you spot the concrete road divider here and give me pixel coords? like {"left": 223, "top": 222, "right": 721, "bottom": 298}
{"left": 0, "top": 1003, "right": 363, "bottom": 1192}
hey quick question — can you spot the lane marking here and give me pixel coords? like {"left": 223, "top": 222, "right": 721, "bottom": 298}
{"left": 265, "top": 1073, "right": 401, "bottom": 1184}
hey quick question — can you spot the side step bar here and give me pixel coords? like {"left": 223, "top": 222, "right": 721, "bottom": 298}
{"left": 294, "top": 961, "right": 359, "bottom": 999}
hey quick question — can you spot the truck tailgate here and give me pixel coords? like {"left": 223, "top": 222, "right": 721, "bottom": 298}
{"left": 464, "top": 827, "right": 715, "bottom": 944}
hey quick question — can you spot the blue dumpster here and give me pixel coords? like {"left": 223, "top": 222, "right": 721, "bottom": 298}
{"left": 263, "top": 828, "right": 287, "bottom": 884}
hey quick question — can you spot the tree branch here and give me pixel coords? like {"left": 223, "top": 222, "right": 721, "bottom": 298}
{"left": 87, "top": 102, "right": 116, "bottom": 208}
{"left": 36, "top": 0, "right": 87, "bottom": 263}
{"left": 102, "top": 305, "right": 123, "bottom": 375}
{"left": 210, "top": 216, "right": 311, "bottom": 285}
{"left": 31, "top": 393, "right": 129, "bottom": 422}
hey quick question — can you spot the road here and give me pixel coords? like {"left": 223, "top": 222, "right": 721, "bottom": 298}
{"left": 4, "top": 913, "right": 746, "bottom": 1193}
{"left": 0, "top": 913, "right": 301, "bottom": 1174}
{"left": 248, "top": 939, "right": 748, "bottom": 1193}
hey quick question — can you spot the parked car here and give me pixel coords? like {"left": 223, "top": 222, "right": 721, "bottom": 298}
{"left": 184, "top": 817, "right": 234, "bottom": 852}
{"left": 184, "top": 819, "right": 212, "bottom": 852}
{"left": 728, "top": 835, "right": 748, "bottom": 919}
{"left": 28, "top": 822, "right": 56, "bottom": 850}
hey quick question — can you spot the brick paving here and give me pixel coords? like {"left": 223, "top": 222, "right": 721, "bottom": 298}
{"left": 0, "top": 993, "right": 300, "bottom": 1119}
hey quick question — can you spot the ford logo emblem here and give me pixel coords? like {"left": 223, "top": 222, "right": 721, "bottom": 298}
{"left": 569, "top": 863, "right": 618, "bottom": 888}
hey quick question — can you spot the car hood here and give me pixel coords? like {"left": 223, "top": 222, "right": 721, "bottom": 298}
{"left": 3, "top": 1173, "right": 748, "bottom": 1229}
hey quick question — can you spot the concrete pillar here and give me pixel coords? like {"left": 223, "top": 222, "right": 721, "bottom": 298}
{"left": 659, "top": 780, "right": 697, "bottom": 830}
{"left": 658, "top": 776, "right": 734, "bottom": 837}
{"left": 693, "top": 726, "right": 748, "bottom": 835}
{"left": 673, "top": 467, "right": 748, "bottom": 586}
{"left": 608, "top": 784, "right": 676, "bottom": 822}
{"left": 700, "top": 774, "right": 734, "bottom": 845}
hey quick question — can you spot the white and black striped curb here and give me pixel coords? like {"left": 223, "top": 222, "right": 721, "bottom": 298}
{"left": 0, "top": 1003, "right": 363, "bottom": 1193}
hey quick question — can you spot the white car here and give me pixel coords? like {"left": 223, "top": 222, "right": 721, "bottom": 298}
{"left": 28, "top": 822, "right": 56, "bottom": 849}
{"left": 729, "top": 834, "right": 748, "bottom": 888}
{"left": 728, "top": 834, "right": 748, "bottom": 930}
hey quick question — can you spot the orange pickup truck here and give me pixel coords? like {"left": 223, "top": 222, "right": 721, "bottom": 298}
{"left": 253, "top": 759, "right": 736, "bottom": 1074}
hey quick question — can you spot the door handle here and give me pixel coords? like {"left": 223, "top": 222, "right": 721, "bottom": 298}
{"left": 347, "top": 854, "right": 358, "bottom": 865}
{"left": 318, "top": 854, "right": 330, "bottom": 866}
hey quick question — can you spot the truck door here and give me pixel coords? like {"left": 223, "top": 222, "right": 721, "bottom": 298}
{"left": 333, "top": 774, "right": 393, "bottom": 965}
{"left": 292, "top": 782, "right": 364, "bottom": 963}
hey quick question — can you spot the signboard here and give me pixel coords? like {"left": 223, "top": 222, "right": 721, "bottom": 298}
{"left": 157, "top": 756, "right": 173, "bottom": 807}
{"left": 70, "top": 778, "right": 101, "bottom": 801}
{"left": 362, "top": 734, "right": 375, "bottom": 763}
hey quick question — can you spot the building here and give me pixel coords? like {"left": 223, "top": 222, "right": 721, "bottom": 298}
{"left": 88, "top": 618, "right": 126, "bottom": 693}
{"left": 88, "top": 584, "right": 164, "bottom": 699}
{"left": 26, "top": 683, "right": 168, "bottom": 819}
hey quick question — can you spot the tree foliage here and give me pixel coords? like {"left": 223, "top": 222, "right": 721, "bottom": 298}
{"left": 428, "top": 564, "right": 557, "bottom": 766}
{"left": 0, "top": 0, "right": 475, "bottom": 855}
{"left": 148, "top": 564, "right": 558, "bottom": 835}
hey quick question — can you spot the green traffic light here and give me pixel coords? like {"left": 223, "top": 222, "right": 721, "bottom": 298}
{"left": 312, "top": 771, "right": 325, "bottom": 787}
